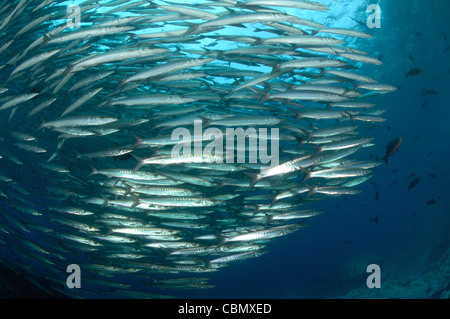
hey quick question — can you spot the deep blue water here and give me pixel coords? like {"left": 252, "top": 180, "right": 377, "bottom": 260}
{"left": 1, "top": 0, "right": 449, "bottom": 299}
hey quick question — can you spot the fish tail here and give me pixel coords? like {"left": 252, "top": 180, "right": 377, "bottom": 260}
{"left": 342, "top": 111, "right": 354, "bottom": 122}
{"left": 245, "top": 172, "right": 260, "bottom": 191}
{"left": 251, "top": 38, "right": 263, "bottom": 46}
{"left": 294, "top": 133, "right": 307, "bottom": 151}
{"left": 310, "top": 144, "right": 322, "bottom": 157}
{"left": 38, "top": 120, "right": 46, "bottom": 130}
{"left": 105, "top": 224, "right": 113, "bottom": 236}
{"left": 257, "top": 91, "right": 270, "bottom": 105}
{"left": 197, "top": 115, "right": 211, "bottom": 128}
{"left": 87, "top": 166, "right": 98, "bottom": 177}
{"left": 305, "top": 184, "right": 316, "bottom": 197}
{"left": 101, "top": 195, "right": 109, "bottom": 208}
{"left": 271, "top": 65, "right": 281, "bottom": 74}
{"left": 124, "top": 32, "right": 136, "bottom": 43}
{"left": 63, "top": 65, "right": 74, "bottom": 76}
{"left": 184, "top": 24, "right": 200, "bottom": 36}
{"left": 130, "top": 132, "right": 143, "bottom": 149}
{"left": 117, "top": 79, "right": 126, "bottom": 89}
{"left": 300, "top": 168, "right": 311, "bottom": 182}
{"left": 292, "top": 109, "right": 303, "bottom": 123}
{"left": 42, "top": 34, "right": 50, "bottom": 45}
{"left": 213, "top": 182, "right": 227, "bottom": 191}
{"left": 131, "top": 198, "right": 139, "bottom": 208}
{"left": 131, "top": 154, "right": 145, "bottom": 172}
{"left": 122, "top": 183, "right": 132, "bottom": 197}
{"left": 219, "top": 94, "right": 229, "bottom": 104}
{"left": 270, "top": 197, "right": 279, "bottom": 207}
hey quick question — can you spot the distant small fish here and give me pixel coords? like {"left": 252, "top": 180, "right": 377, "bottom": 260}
{"left": 391, "top": 168, "right": 399, "bottom": 173}
{"left": 444, "top": 46, "right": 450, "bottom": 53}
{"left": 443, "top": 31, "right": 448, "bottom": 42}
{"left": 386, "top": 125, "right": 391, "bottom": 131}
{"left": 390, "top": 181, "right": 398, "bottom": 186}
{"left": 375, "top": 191, "right": 380, "bottom": 202}
{"left": 421, "top": 101, "right": 428, "bottom": 109}
{"left": 409, "top": 54, "right": 415, "bottom": 62}
{"left": 421, "top": 88, "right": 437, "bottom": 96}
{"left": 370, "top": 215, "right": 379, "bottom": 223}
{"left": 426, "top": 198, "right": 437, "bottom": 206}
{"left": 414, "top": 136, "right": 422, "bottom": 140}
{"left": 428, "top": 150, "right": 433, "bottom": 157}
{"left": 405, "top": 68, "right": 422, "bottom": 78}
{"left": 407, "top": 177, "right": 421, "bottom": 192}
{"left": 428, "top": 172, "right": 437, "bottom": 178}
{"left": 350, "top": 17, "right": 365, "bottom": 26}
{"left": 383, "top": 136, "right": 402, "bottom": 165}
{"left": 407, "top": 172, "right": 416, "bottom": 179}
{"left": 415, "top": 31, "right": 423, "bottom": 36}
{"left": 410, "top": 212, "right": 417, "bottom": 217}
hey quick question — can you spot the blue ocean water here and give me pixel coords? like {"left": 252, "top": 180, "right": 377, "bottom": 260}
{"left": 0, "top": 0, "right": 449, "bottom": 299}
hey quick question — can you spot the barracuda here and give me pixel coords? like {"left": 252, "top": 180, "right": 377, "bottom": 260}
{"left": 47, "top": 26, "right": 135, "bottom": 44}
{"left": 70, "top": 48, "right": 170, "bottom": 72}
{"left": 123, "top": 58, "right": 215, "bottom": 84}
{"left": 248, "top": 155, "right": 320, "bottom": 189}
{"left": 138, "top": 196, "right": 217, "bottom": 208}
{"left": 222, "top": 224, "right": 305, "bottom": 243}
{"left": 111, "top": 227, "right": 180, "bottom": 236}
{"left": 0, "top": 93, "right": 39, "bottom": 111}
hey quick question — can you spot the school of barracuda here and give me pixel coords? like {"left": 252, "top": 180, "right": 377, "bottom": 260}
{"left": 0, "top": 0, "right": 396, "bottom": 298}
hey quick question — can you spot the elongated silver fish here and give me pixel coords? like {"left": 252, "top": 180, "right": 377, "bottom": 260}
{"left": 61, "top": 87, "right": 103, "bottom": 117}
{"left": 222, "top": 224, "right": 305, "bottom": 243}
{"left": 39, "top": 116, "right": 118, "bottom": 129}
{"left": 123, "top": 58, "right": 215, "bottom": 84}
{"left": 0, "top": 93, "right": 39, "bottom": 111}
{"left": 10, "top": 49, "right": 60, "bottom": 77}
